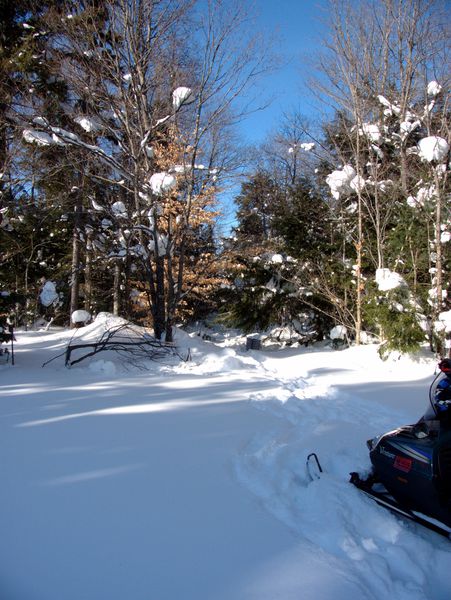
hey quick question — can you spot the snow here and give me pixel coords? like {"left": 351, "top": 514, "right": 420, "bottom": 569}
{"left": 360, "top": 123, "right": 382, "bottom": 144}
{"left": 427, "top": 81, "right": 442, "bottom": 97}
{"left": 436, "top": 311, "right": 451, "bottom": 333}
{"left": 172, "top": 86, "right": 193, "bottom": 110}
{"left": 1, "top": 317, "right": 450, "bottom": 600}
{"left": 377, "top": 94, "right": 401, "bottom": 116}
{"left": 329, "top": 325, "right": 347, "bottom": 340}
{"left": 149, "top": 172, "right": 177, "bottom": 195}
{"left": 400, "top": 119, "right": 420, "bottom": 137}
{"left": 90, "top": 197, "right": 104, "bottom": 211}
{"left": 71, "top": 309, "right": 91, "bottom": 324}
{"left": 39, "top": 281, "right": 59, "bottom": 306}
{"left": 111, "top": 201, "right": 127, "bottom": 218}
{"left": 326, "top": 165, "right": 356, "bottom": 200}
{"left": 74, "top": 116, "right": 102, "bottom": 133}
{"left": 375, "top": 268, "right": 407, "bottom": 292}
{"left": 418, "top": 136, "right": 449, "bottom": 162}
{"left": 349, "top": 175, "right": 365, "bottom": 193}
{"left": 148, "top": 233, "right": 170, "bottom": 255}
{"left": 23, "top": 129, "right": 54, "bottom": 147}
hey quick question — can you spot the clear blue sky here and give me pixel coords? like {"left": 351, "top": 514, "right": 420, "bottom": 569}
{"left": 237, "top": 0, "right": 327, "bottom": 144}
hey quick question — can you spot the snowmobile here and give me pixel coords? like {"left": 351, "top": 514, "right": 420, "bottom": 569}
{"left": 350, "top": 358, "right": 451, "bottom": 539}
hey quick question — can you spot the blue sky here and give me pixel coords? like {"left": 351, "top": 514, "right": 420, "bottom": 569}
{"left": 219, "top": 1, "right": 328, "bottom": 231}
{"left": 237, "top": 0, "right": 327, "bottom": 144}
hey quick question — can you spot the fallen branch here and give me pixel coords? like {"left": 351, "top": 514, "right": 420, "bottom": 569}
{"left": 42, "top": 322, "right": 189, "bottom": 368}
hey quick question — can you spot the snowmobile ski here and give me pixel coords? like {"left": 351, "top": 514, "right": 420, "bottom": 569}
{"left": 350, "top": 472, "right": 451, "bottom": 540}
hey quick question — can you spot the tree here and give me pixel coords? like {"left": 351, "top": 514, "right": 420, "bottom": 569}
{"left": 16, "top": 0, "right": 270, "bottom": 340}
{"left": 314, "top": 0, "right": 450, "bottom": 351}
{"left": 0, "top": 0, "right": 77, "bottom": 323}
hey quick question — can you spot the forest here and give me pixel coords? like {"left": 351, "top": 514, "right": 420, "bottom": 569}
{"left": 0, "top": 0, "right": 449, "bottom": 355}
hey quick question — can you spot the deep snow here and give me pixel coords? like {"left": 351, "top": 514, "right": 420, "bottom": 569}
{"left": 1, "top": 315, "right": 450, "bottom": 600}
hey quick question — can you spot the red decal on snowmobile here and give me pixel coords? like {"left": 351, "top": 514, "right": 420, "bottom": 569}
{"left": 394, "top": 455, "right": 412, "bottom": 473}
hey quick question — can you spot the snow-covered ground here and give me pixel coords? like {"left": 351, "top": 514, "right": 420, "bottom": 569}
{"left": 1, "top": 315, "right": 450, "bottom": 600}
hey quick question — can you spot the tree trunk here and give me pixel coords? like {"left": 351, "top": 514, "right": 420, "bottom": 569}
{"left": 432, "top": 177, "right": 444, "bottom": 356}
{"left": 84, "top": 230, "right": 93, "bottom": 312}
{"left": 113, "top": 261, "right": 121, "bottom": 316}
{"left": 70, "top": 197, "right": 83, "bottom": 327}
{"left": 154, "top": 256, "right": 166, "bottom": 340}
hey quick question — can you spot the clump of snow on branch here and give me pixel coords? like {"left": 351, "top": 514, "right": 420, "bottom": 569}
{"left": 91, "top": 197, "right": 104, "bottom": 211}
{"left": 74, "top": 116, "right": 102, "bottom": 133}
{"left": 437, "top": 310, "right": 451, "bottom": 333}
{"left": 427, "top": 81, "right": 442, "bottom": 96}
{"left": 377, "top": 94, "right": 401, "bottom": 116}
{"left": 40, "top": 281, "right": 59, "bottom": 306}
{"left": 326, "top": 165, "right": 356, "bottom": 199}
{"left": 71, "top": 310, "right": 91, "bottom": 324}
{"left": 23, "top": 129, "right": 55, "bottom": 146}
{"left": 360, "top": 123, "right": 382, "bottom": 144}
{"left": 418, "top": 136, "right": 449, "bottom": 162}
{"left": 375, "top": 269, "right": 407, "bottom": 292}
{"left": 111, "top": 201, "right": 127, "bottom": 218}
{"left": 149, "top": 172, "right": 176, "bottom": 196}
{"left": 148, "top": 234, "right": 170, "bottom": 255}
{"left": 400, "top": 119, "right": 421, "bottom": 139}
{"left": 329, "top": 325, "right": 347, "bottom": 340}
{"left": 289, "top": 143, "right": 315, "bottom": 153}
{"left": 172, "top": 87, "right": 192, "bottom": 110}
{"left": 407, "top": 185, "right": 436, "bottom": 209}
{"left": 349, "top": 174, "right": 365, "bottom": 193}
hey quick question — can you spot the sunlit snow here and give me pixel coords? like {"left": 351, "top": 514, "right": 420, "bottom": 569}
{"left": 418, "top": 136, "right": 449, "bottom": 162}
{"left": 326, "top": 165, "right": 356, "bottom": 199}
{"left": 375, "top": 268, "right": 406, "bottom": 291}
{"left": 149, "top": 172, "right": 177, "bottom": 195}
{"left": 427, "top": 81, "right": 442, "bottom": 96}
{"left": 172, "top": 86, "right": 192, "bottom": 110}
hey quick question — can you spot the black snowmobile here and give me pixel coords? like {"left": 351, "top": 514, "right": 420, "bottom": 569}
{"left": 350, "top": 358, "right": 451, "bottom": 539}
